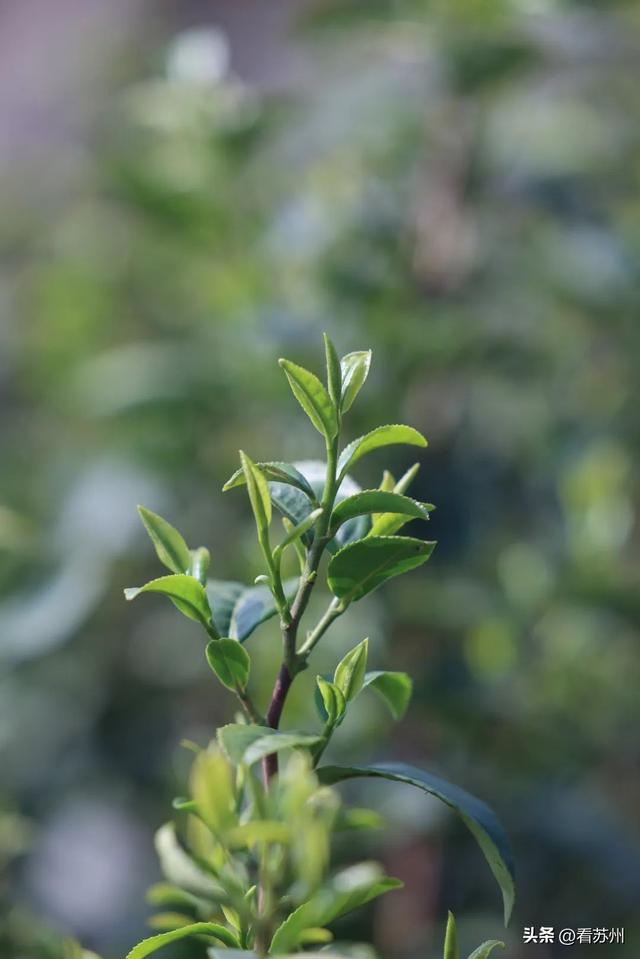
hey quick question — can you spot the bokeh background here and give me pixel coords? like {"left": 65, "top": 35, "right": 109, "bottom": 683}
{"left": 1, "top": 1, "right": 639, "bottom": 957}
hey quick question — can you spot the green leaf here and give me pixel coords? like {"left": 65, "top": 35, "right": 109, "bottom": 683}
{"left": 279, "top": 358, "right": 338, "bottom": 439}
{"left": 363, "top": 670, "right": 413, "bottom": 719}
{"left": 467, "top": 942, "right": 505, "bottom": 959}
{"left": 316, "top": 676, "right": 347, "bottom": 727}
{"left": 274, "top": 508, "right": 323, "bottom": 560}
{"left": 269, "top": 863, "right": 402, "bottom": 954}
{"left": 222, "top": 461, "right": 316, "bottom": 501}
{"left": 338, "top": 424, "right": 427, "bottom": 481}
{"left": 154, "top": 823, "right": 222, "bottom": 897}
{"left": 125, "top": 923, "right": 239, "bottom": 959}
{"left": 205, "top": 639, "right": 250, "bottom": 692}
{"left": 239, "top": 450, "right": 271, "bottom": 537}
{"left": 206, "top": 578, "right": 298, "bottom": 643}
{"left": 138, "top": 506, "right": 191, "bottom": 574}
{"left": 369, "top": 463, "right": 425, "bottom": 536}
{"left": 316, "top": 763, "right": 516, "bottom": 925}
{"left": 228, "top": 820, "right": 291, "bottom": 848}
{"left": 323, "top": 333, "right": 342, "bottom": 407}
{"left": 189, "top": 547, "right": 210, "bottom": 585}
{"left": 327, "top": 536, "right": 435, "bottom": 604}
{"left": 125, "top": 574, "right": 212, "bottom": 629}
{"left": 218, "top": 724, "right": 322, "bottom": 767}
{"left": 444, "top": 912, "right": 460, "bottom": 959}
{"left": 334, "top": 638, "right": 369, "bottom": 701}
{"left": 340, "top": 350, "right": 371, "bottom": 412}
{"left": 331, "top": 491, "right": 433, "bottom": 529}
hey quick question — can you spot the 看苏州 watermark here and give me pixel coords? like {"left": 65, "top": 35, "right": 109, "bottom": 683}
{"left": 523, "top": 927, "right": 624, "bottom": 945}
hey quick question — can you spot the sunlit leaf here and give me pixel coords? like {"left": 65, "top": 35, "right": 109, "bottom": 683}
{"left": 334, "top": 638, "right": 369, "bottom": 701}
{"left": 316, "top": 762, "right": 516, "bottom": 924}
{"left": 190, "top": 746, "right": 237, "bottom": 835}
{"left": 240, "top": 450, "right": 271, "bottom": 538}
{"left": 138, "top": 506, "right": 191, "bottom": 574}
{"left": 125, "top": 922, "right": 239, "bottom": 959}
{"left": 337, "top": 425, "right": 427, "bottom": 481}
{"left": 206, "top": 639, "right": 250, "bottom": 691}
{"left": 316, "top": 676, "right": 347, "bottom": 727}
{"left": 279, "top": 358, "right": 338, "bottom": 439}
{"left": 340, "top": 349, "right": 371, "bottom": 412}
{"left": 125, "top": 574, "right": 212, "bottom": 629}
{"left": 369, "top": 463, "right": 424, "bottom": 536}
{"left": 323, "top": 333, "right": 342, "bottom": 407}
{"left": 154, "top": 823, "right": 222, "bottom": 897}
{"left": 327, "top": 536, "right": 435, "bottom": 603}
{"left": 363, "top": 670, "right": 413, "bottom": 719}
{"left": 331, "top": 491, "right": 433, "bottom": 529}
{"left": 189, "top": 547, "right": 210, "bottom": 586}
{"left": 444, "top": 911, "right": 460, "bottom": 959}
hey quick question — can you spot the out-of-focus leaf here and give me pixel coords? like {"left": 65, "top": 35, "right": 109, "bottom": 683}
{"left": 223, "top": 462, "right": 316, "bottom": 501}
{"left": 124, "top": 574, "right": 212, "bottom": 629}
{"left": 218, "top": 724, "right": 322, "bottom": 766}
{"left": 138, "top": 506, "right": 192, "bottom": 574}
{"left": 467, "top": 941, "right": 505, "bottom": 959}
{"left": 190, "top": 746, "right": 237, "bottom": 834}
{"left": 154, "top": 823, "right": 222, "bottom": 896}
{"left": 337, "top": 425, "right": 427, "bottom": 481}
{"left": 228, "top": 820, "right": 291, "bottom": 848}
{"left": 206, "top": 639, "right": 250, "bottom": 691}
{"left": 363, "top": 670, "right": 413, "bottom": 719}
{"left": 327, "top": 536, "right": 435, "bottom": 603}
{"left": 334, "top": 638, "right": 369, "bottom": 701}
{"left": 269, "top": 862, "right": 402, "bottom": 954}
{"left": 316, "top": 763, "right": 516, "bottom": 924}
{"left": 331, "top": 491, "right": 433, "bottom": 529}
{"left": 147, "top": 913, "right": 194, "bottom": 931}
{"left": 340, "top": 349, "right": 371, "bottom": 412}
{"left": 279, "top": 358, "right": 338, "bottom": 439}
{"left": 125, "top": 922, "right": 239, "bottom": 958}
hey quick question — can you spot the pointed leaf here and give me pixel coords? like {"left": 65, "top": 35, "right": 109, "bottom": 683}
{"left": 125, "top": 922, "right": 239, "bottom": 959}
{"left": 223, "top": 462, "right": 316, "bottom": 501}
{"left": 340, "top": 350, "right": 371, "bottom": 412}
{"left": 190, "top": 746, "right": 237, "bottom": 834}
{"left": 331, "top": 491, "right": 433, "bottom": 529}
{"left": 154, "top": 823, "right": 222, "bottom": 897}
{"left": 138, "top": 506, "right": 191, "bottom": 574}
{"left": 279, "top": 358, "right": 338, "bottom": 439}
{"left": 125, "top": 575, "right": 212, "bottom": 629}
{"left": 363, "top": 670, "right": 413, "bottom": 719}
{"left": 327, "top": 536, "right": 435, "bottom": 604}
{"left": 334, "top": 638, "right": 369, "bottom": 701}
{"left": 369, "top": 463, "right": 425, "bottom": 536}
{"left": 323, "top": 333, "right": 342, "bottom": 406}
{"left": 444, "top": 912, "right": 460, "bottom": 959}
{"left": 270, "top": 863, "right": 401, "bottom": 954}
{"left": 240, "top": 450, "right": 271, "bottom": 535}
{"left": 338, "top": 425, "right": 427, "bottom": 481}
{"left": 274, "top": 508, "right": 323, "bottom": 559}
{"left": 206, "top": 639, "right": 250, "bottom": 691}
{"left": 467, "top": 942, "right": 505, "bottom": 959}
{"left": 316, "top": 677, "right": 347, "bottom": 727}
{"left": 218, "top": 724, "right": 322, "bottom": 767}
{"left": 316, "top": 762, "right": 516, "bottom": 924}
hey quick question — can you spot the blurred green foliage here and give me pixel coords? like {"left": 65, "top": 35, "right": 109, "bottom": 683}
{"left": 1, "top": 0, "right": 639, "bottom": 956}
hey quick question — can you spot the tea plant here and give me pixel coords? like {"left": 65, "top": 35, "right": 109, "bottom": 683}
{"left": 124, "top": 337, "right": 514, "bottom": 958}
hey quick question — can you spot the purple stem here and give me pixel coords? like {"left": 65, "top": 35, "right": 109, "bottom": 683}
{"left": 262, "top": 663, "right": 293, "bottom": 783}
